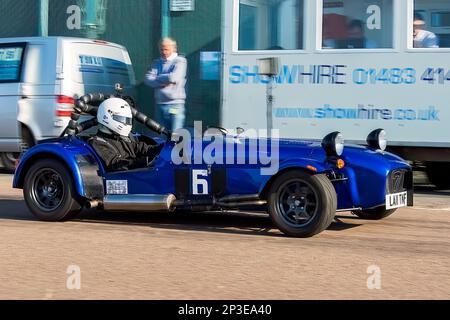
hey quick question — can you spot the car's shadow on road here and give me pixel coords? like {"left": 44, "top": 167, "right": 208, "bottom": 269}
{"left": 414, "top": 185, "right": 450, "bottom": 196}
{"left": 0, "top": 199, "right": 363, "bottom": 238}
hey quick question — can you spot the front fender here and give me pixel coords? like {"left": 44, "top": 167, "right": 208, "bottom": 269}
{"left": 13, "top": 141, "right": 104, "bottom": 200}
{"left": 278, "top": 158, "right": 329, "bottom": 173}
{"left": 258, "top": 158, "right": 331, "bottom": 194}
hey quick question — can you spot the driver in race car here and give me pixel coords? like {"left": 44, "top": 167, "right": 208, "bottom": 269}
{"left": 90, "top": 98, "right": 162, "bottom": 172}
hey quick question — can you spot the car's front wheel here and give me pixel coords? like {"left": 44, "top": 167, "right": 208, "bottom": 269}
{"left": 352, "top": 207, "right": 397, "bottom": 220}
{"left": 268, "top": 171, "right": 337, "bottom": 238}
{"left": 23, "top": 159, "right": 82, "bottom": 221}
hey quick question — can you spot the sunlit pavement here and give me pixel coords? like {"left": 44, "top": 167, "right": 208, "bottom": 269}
{"left": 0, "top": 172, "right": 449, "bottom": 300}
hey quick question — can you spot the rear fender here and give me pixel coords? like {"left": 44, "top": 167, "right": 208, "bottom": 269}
{"left": 13, "top": 144, "right": 104, "bottom": 200}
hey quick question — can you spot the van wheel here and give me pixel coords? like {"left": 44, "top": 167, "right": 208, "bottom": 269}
{"left": 1, "top": 127, "right": 34, "bottom": 172}
{"left": 353, "top": 207, "right": 397, "bottom": 220}
{"left": 1, "top": 152, "right": 20, "bottom": 172}
{"left": 426, "top": 162, "right": 450, "bottom": 190}
{"left": 267, "top": 171, "right": 337, "bottom": 238}
{"left": 23, "top": 159, "right": 82, "bottom": 221}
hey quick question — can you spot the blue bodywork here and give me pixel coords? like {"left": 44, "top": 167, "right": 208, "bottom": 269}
{"left": 13, "top": 134, "right": 413, "bottom": 211}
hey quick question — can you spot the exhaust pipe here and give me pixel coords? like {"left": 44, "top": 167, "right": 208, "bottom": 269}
{"left": 216, "top": 200, "right": 267, "bottom": 208}
{"left": 86, "top": 200, "right": 101, "bottom": 209}
{"left": 103, "top": 194, "right": 176, "bottom": 212}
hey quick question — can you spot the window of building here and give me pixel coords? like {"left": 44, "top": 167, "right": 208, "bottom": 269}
{"left": 414, "top": 0, "right": 450, "bottom": 48}
{"left": 0, "top": 45, "right": 25, "bottom": 83}
{"left": 322, "top": 0, "right": 393, "bottom": 49}
{"left": 238, "top": 0, "right": 304, "bottom": 51}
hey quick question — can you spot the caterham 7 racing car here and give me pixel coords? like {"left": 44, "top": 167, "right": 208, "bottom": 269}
{"left": 13, "top": 89, "right": 413, "bottom": 238}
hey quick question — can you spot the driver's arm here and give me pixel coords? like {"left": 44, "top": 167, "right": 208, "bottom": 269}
{"left": 91, "top": 139, "right": 132, "bottom": 171}
{"left": 133, "top": 141, "right": 162, "bottom": 159}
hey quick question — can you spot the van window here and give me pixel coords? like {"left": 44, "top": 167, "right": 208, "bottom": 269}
{"left": 414, "top": 0, "right": 450, "bottom": 48}
{"left": 70, "top": 43, "right": 135, "bottom": 87}
{"left": 238, "top": 0, "right": 304, "bottom": 50}
{"left": 322, "top": 0, "right": 394, "bottom": 49}
{"left": 0, "top": 44, "right": 25, "bottom": 82}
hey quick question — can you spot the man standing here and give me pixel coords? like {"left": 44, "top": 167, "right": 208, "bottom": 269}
{"left": 145, "top": 38, "right": 187, "bottom": 131}
{"left": 413, "top": 13, "right": 439, "bottom": 48}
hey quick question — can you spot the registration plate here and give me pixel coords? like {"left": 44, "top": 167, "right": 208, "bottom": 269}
{"left": 386, "top": 192, "right": 408, "bottom": 210}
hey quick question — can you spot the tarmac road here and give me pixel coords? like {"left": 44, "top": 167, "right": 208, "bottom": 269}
{"left": 0, "top": 173, "right": 449, "bottom": 300}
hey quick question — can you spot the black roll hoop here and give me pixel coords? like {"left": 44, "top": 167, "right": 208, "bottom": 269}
{"left": 63, "top": 84, "right": 170, "bottom": 138}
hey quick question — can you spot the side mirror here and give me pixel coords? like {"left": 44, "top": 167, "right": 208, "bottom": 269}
{"left": 171, "top": 132, "right": 183, "bottom": 144}
{"left": 236, "top": 127, "right": 245, "bottom": 135}
{"left": 205, "top": 126, "right": 228, "bottom": 136}
{"left": 115, "top": 83, "right": 124, "bottom": 96}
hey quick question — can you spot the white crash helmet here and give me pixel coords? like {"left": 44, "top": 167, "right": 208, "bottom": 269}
{"left": 97, "top": 98, "right": 133, "bottom": 137}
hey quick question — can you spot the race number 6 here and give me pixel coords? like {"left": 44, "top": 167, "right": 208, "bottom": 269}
{"left": 192, "top": 170, "right": 209, "bottom": 195}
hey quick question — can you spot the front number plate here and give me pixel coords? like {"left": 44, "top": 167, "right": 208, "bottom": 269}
{"left": 386, "top": 192, "right": 408, "bottom": 210}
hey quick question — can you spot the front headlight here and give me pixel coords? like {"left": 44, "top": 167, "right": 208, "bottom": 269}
{"left": 367, "top": 129, "right": 387, "bottom": 151}
{"left": 322, "top": 132, "right": 344, "bottom": 157}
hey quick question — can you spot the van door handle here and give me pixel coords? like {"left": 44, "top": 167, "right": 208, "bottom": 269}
{"left": 21, "top": 96, "right": 30, "bottom": 99}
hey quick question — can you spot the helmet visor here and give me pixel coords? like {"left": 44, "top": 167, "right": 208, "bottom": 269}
{"left": 112, "top": 115, "right": 133, "bottom": 126}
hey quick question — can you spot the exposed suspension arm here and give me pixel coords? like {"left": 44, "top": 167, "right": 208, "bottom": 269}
{"left": 65, "top": 93, "right": 109, "bottom": 136}
{"left": 132, "top": 109, "right": 170, "bottom": 137}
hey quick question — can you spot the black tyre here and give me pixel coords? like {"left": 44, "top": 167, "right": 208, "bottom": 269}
{"left": 267, "top": 171, "right": 337, "bottom": 238}
{"left": 426, "top": 162, "right": 450, "bottom": 190}
{"left": 1, "top": 127, "right": 34, "bottom": 172}
{"left": 23, "top": 159, "right": 82, "bottom": 221}
{"left": 353, "top": 207, "right": 397, "bottom": 220}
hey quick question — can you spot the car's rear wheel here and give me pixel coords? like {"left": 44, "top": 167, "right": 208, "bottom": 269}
{"left": 23, "top": 159, "right": 82, "bottom": 221}
{"left": 268, "top": 171, "right": 337, "bottom": 238}
{"left": 352, "top": 207, "right": 397, "bottom": 220}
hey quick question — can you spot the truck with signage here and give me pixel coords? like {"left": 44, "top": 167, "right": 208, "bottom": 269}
{"left": 221, "top": 0, "right": 450, "bottom": 189}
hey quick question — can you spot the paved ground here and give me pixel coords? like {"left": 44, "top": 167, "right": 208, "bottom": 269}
{"left": 0, "top": 172, "right": 449, "bottom": 300}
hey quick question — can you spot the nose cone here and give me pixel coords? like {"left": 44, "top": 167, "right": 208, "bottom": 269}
{"left": 343, "top": 145, "right": 408, "bottom": 171}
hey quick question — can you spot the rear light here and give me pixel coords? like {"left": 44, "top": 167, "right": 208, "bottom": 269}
{"left": 57, "top": 95, "right": 75, "bottom": 105}
{"left": 56, "top": 95, "right": 75, "bottom": 119}
{"left": 56, "top": 110, "right": 73, "bottom": 117}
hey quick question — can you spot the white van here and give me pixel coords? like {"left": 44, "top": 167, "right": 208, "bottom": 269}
{"left": 0, "top": 36, "right": 136, "bottom": 170}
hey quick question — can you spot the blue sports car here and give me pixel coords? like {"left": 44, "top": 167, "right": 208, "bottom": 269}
{"left": 13, "top": 90, "right": 413, "bottom": 238}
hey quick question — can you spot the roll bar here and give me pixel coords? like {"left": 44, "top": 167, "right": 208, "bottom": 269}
{"left": 64, "top": 84, "right": 170, "bottom": 138}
